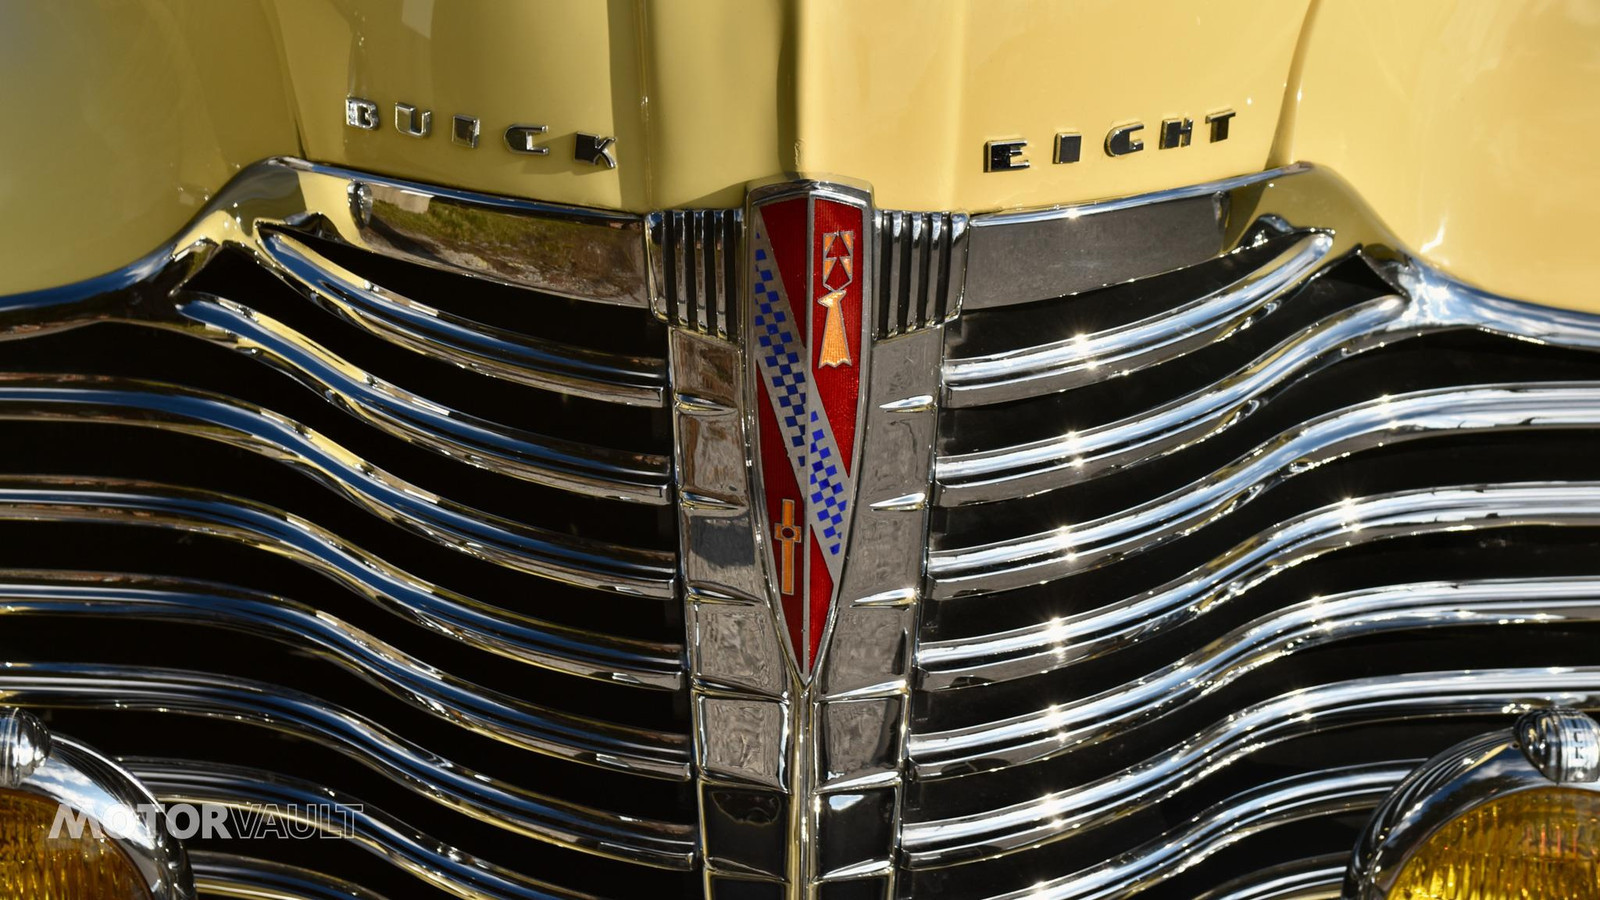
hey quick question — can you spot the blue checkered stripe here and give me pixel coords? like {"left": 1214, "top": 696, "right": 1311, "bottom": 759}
{"left": 751, "top": 225, "right": 852, "bottom": 569}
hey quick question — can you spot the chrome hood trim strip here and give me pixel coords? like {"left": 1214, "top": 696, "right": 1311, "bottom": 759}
{"left": 2, "top": 664, "right": 695, "bottom": 868}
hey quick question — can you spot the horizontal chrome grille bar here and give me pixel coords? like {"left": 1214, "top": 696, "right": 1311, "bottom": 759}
{"left": 1191, "top": 855, "right": 1346, "bottom": 900}
{"left": 0, "top": 474, "right": 674, "bottom": 598}
{"left": 4, "top": 664, "right": 695, "bottom": 867}
{"left": 930, "top": 480, "right": 1600, "bottom": 601}
{"left": 926, "top": 480, "right": 1600, "bottom": 663}
{"left": 903, "top": 668, "right": 1600, "bottom": 864}
{"left": 262, "top": 232, "right": 667, "bottom": 407}
{"left": 0, "top": 478, "right": 680, "bottom": 684}
{"left": 0, "top": 376, "right": 675, "bottom": 587}
{"left": 191, "top": 851, "right": 395, "bottom": 900}
{"left": 915, "top": 578, "right": 1600, "bottom": 766}
{"left": 978, "top": 763, "right": 1408, "bottom": 900}
{"left": 927, "top": 383, "right": 1600, "bottom": 607}
{"left": 131, "top": 758, "right": 652, "bottom": 897}
{"left": 0, "top": 570, "right": 688, "bottom": 773}
{"left": 943, "top": 232, "right": 1333, "bottom": 408}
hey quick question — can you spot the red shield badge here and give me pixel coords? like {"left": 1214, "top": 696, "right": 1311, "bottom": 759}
{"left": 747, "top": 184, "right": 870, "bottom": 678}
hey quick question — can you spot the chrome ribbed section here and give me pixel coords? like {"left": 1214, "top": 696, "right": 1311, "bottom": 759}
{"left": 0, "top": 161, "right": 694, "bottom": 897}
{"left": 875, "top": 209, "right": 969, "bottom": 336}
{"left": 909, "top": 165, "right": 1600, "bottom": 899}
{"left": 647, "top": 208, "right": 741, "bottom": 339}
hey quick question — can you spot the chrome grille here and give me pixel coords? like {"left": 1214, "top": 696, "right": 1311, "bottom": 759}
{"left": 907, "top": 167, "right": 1600, "bottom": 899}
{"left": 9, "top": 158, "right": 1600, "bottom": 899}
{"left": 0, "top": 162, "right": 694, "bottom": 898}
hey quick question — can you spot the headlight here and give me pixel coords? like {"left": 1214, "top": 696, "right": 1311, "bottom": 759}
{"left": 0, "top": 708, "right": 192, "bottom": 899}
{"left": 1387, "top": 788, "right": 1600, "bottom": 899}
{"left": 1, "top": 787, "right": 152, "bottom": 898}
{"left": 1347, "top": 708, "right": 1600, "bottom": 900}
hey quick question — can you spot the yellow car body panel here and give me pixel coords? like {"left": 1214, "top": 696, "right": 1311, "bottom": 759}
{"left": 0, "top": 0, "right": 1596, "bottom": 315}
{"left": 1273, "top": 0, "right": 1600, "bottom": 314}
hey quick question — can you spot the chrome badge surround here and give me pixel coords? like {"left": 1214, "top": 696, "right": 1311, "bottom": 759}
{"left": 662, "top": 177, "right": 956, "bottom": 897}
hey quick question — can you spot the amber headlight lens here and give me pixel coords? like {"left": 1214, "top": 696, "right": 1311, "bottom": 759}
{"left": 0, "top": 789, "right": 152, "bottom": 899}
{"left": 1388, "top": 788, "right": 1600, "bottom": 900}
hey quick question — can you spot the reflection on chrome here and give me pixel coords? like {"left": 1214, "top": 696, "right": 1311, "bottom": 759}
{"left": 0, "top": 570, "right": 688, "bottom": 773}
{"left": 943, "top": 232, "right": 1333, "bottom": 408}
{"left": 931, "top": 479, "right": 1600, "bottom": 603}
{"left": 0, "top": 477, "right": 681, "bottom": 685}
{"left": 922, "top": 483, "right": 1600, "bottom": 684}
{"left": 0, "top": 159, "right": 672, "bottom": 504}
{"left": 1192, "top": 854, "right": 1346, "bottom": 900}
{"left": 932, "top": 385, "right": 1600, "bottom": 592}
{"left": 902, "top": 668, "right": 1600, "bottom": 864}
{"left": 262, "top": 231, "right": 667, "bottom": 407}
{"left": 1, "top": 663, "right": 696, "bottom": 868}
{"left": 0, "top": 375, "right": 674, "bottom": 593}
{"left": 937, "top": 267, "right": 1600, "bottom": 506}
{"left": 915, "top": 578, "right": 1600, "bottom": 764}
{"left": 979, "top": 763, "right": 1408, "bottom": 900}
{"left": 190, "top": 851, "right": 395, "bottom": 900}
{"left": 1, "top": 709, "right": 195, "bottom": 899}
{"left": 131, "top": 758, "right": 631, "bottom": 899}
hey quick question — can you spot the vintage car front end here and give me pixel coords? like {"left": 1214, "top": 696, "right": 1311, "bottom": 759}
{"left": 1, "top": 2, "right": 1598, "bottom": 898}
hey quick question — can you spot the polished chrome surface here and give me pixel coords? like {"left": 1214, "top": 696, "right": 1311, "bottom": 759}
{"left": 919, "top": 576, "right": 1600, "bottom": 742}
{"left": 1195, "top": 856, "right": 1345, "bottom": 900}
{"left": 261, "top": 231, "right": 667, "bottom": 406}
{"left": 961, "top": 165, "right": 1302, "bottom": 309}
{"left": 1344, "top": 710, "right": 1600, "bottom": 900}
{"left": 904, "top": 162, "right": 1600, "bottom": 898}
{"left": 191, "top": 852, "right": 395, "bottom": 900}
{"left": 933, "top": 481, "right": 1600, "bottom": 602}
{"left": 942, "top": 231, "right": 1331, "bottom": 408}
{"left": 0, "top": 664, "right": 694, "bottom": 867}
{"left": 0, "top": 706, "right": 49, "bottom": 787}
{"left": 2, "top": 709, "right": 195, "bottom": 900}
{"left": 0, "top": 477, "right": 679, "bottom": 680}
{"left": 936, "top": 282, "right": 1600, "bottom": 506}
{"left": 647, "top": 208, "right": 741, "bottom": 338}
{"left": 1517, "top": 707, "right": 1600, "bottom": 783}
{"left": 670, "top": 178, "right": 940, "bottom": 898}
{"left": 0, "top": 158, "right": 694, "bottom": 897}
{"left": 0, "top": 570, "right": 687, "bottom": 768}
{"left": 9, "top": 157, "right": 1600, "bottom": 897}
{"left": 904, "top": 668, "right": 1600, "bottom": 865}
{"left": 979, "top": 763, "right": 1410, "bottom": 900}
{"left": 130, "top": 759, "right": 610, "bottom": 900}
{"left": 0, "top": 378, "right": 674, "bottom": 593}
{"left": 873, "top": 209, "right": 969, "bottom": 336}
